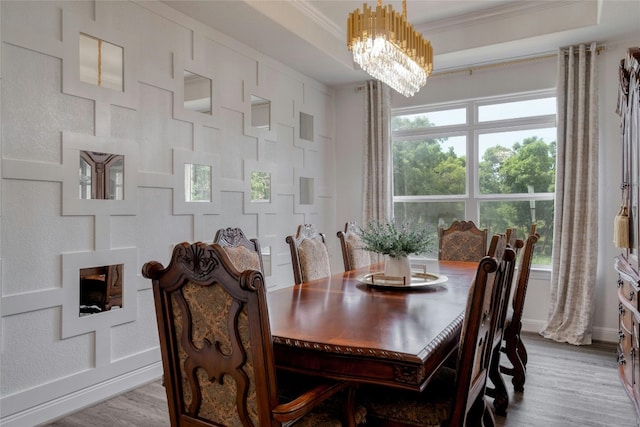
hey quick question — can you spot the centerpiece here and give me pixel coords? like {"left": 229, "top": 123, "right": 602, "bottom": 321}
{"left": 358, "top": 220, "right": 436, "bottom": 284}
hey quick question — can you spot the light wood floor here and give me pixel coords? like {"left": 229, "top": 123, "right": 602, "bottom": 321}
{"left": 43, "top": 333, "right": 639, "bottom": 427}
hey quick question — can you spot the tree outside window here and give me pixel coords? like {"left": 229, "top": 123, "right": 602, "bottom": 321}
{"left": 392, "top": 93, "right": 556, "bottom": 265}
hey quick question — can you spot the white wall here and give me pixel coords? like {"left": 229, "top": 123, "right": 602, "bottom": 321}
{"left": 335, "top": 40, "right": 640, "bottom": 343}
{"left": 0, "top": 1, "right": 341, "bottom": 425}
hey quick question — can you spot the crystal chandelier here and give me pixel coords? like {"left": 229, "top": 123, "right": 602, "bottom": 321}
{"left": 347, "top": 0, "right": 433, "bottom": 97}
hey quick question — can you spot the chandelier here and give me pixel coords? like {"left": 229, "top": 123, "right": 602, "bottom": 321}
{"left": 347, "top": 0, "right": 433, "bottom": 97}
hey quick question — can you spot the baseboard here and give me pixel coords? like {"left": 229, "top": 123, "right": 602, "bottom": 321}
{"left": 0, "top": 362, "right": 163, "bottom": 427}
{"left": 521, "top": 319, "right": 620, "bottom": 344}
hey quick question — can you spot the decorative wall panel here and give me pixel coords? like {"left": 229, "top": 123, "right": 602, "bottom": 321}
{"left": 0, "top": 1, "right": 336, "bottom": 425}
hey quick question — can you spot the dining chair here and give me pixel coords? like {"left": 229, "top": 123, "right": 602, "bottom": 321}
{"left": 286, "top": 224, "right": 331, "bottom": 285}
{"left": 505, "top": 227, "right": 518, "bottom": 251}
{"left": 360, "top": 247, "right": 517, "bottom": 427}
{"left": 499, "top": 231, "right": 540, "bottom": 393}
{"left": 438, "top": 220, "right": 488, "bottom": 262}
{"left": 213, "top": 227, "right": 264, "bottom": 274}
{"left": 485, "top": 234, "right": 524, "bottom": 416}
{"left": 142, "top": 242, "right": 365, "bottom": 426}
{"left": 337, "top": 221, "right": 371, "bottom": 271}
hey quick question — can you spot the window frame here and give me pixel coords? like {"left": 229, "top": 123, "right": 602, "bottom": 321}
{"left": 391, "top": 89, "right": 556, "bottom": 264}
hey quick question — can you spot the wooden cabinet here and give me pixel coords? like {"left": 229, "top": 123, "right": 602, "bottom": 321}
{"left": 616, "top": 47, "right": 640, "bottom": 416}
{"left": 615, "top": 255, "right": 640, "bottom": 416}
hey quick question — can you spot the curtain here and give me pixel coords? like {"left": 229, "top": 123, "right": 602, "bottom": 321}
{"left": 362, "top": 80, "right": 392, "bottom": 226}
{"left": 541, "top": 43, "right": 599, "bottom": 345}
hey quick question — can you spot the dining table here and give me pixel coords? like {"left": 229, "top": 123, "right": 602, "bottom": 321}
{"left": 267, "top": 260, "right": 479, "bottom": 392}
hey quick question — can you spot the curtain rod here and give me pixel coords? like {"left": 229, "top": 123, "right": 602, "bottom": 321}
{"left": 353, "top": 44, "right": 605, "bottom": 90}
{"left": 432, "top": 44, "right": 604, "bottom": 78}
{"left": 431, "top": 52, "right": 557, "bottom": 78}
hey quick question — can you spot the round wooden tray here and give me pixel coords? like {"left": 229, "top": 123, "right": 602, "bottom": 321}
{"left": 357, "top": 271, "right": 448, "bottom": 290}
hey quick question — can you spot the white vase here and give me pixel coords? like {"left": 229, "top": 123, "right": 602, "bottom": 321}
{"left": 384, "top": 255, "right": 412, "bottom": 284}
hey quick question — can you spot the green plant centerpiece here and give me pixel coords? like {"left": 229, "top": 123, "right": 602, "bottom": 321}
{"left": 358, "top": 220, "right": 436, "bottom": 283}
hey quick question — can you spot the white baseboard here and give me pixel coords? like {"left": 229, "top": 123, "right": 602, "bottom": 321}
{"left": 1, "top": 362, "right": 163, "bottom": 427}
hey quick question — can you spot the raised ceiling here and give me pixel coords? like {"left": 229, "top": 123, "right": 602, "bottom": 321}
{"left": 162, "top": 0, "right": 640, "bottom": 88}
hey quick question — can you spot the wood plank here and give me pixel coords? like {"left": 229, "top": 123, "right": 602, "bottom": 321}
{"left": 494, "top": 333, "right": 638, "bottom": 427}
{"left": 43, "top": 333, "right": 639, "bottom": 426}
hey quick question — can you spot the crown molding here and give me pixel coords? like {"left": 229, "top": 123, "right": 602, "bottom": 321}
{"left": 291, "top": 0, "right": 344, "bottom": 41}
{"left": 417, "top": 0, "right": 596, "bottom": 34}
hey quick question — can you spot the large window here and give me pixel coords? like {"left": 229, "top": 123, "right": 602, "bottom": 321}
{"left": 392, "top": 92, "right": 556, "bottom": 265}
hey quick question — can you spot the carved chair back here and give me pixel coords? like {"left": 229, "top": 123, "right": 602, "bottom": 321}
{"left": 450, "top": 247, "right": 517, "bottom": 425}
{"left": 499, "top": 231, "right": 540, "bottom": 392}
{"left": 142, "top": 242, "right": 353, "bottom": 426}
{"left": 438, "top": 220, "right": 488, "bottom": 262}
{"left": 337, "top": 221, "right": 371, "bottom": 271}
{"left": 485, "top": 233, "right": 523, "bottom": 414}
{"left": 286, "top": 224, "right": 331, "bottom": 285}
{"left": 213, "top": 227, "right": 264, "bottom": 274}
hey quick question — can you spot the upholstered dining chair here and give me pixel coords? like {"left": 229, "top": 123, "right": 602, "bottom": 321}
{"left": 360, "top": 247, "right": 517, "bottom": 427}
{"left": 499, "top": 231, "right": 540, "bottom": 393}
{"left": 438, "top": 220, "right": 488, "bottom": 262}
{"left": 337, "top": 221, "right": 371, "bottom": 272}
{"left": 286, "top": 224, "right": 331, "bottom": 285}
{"left": 213, "top": 227, "right": 264, "bottom": 274}
{"left": 142, "top": 242, "right": 365, "bottom": 427}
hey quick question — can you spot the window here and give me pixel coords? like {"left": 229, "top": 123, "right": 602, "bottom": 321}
{"left": 392, "top": 92, "right": 556, "bottom": 265}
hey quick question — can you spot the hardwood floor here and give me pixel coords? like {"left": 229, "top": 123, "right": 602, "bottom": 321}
{"left": 493, "top": 333, "right": 638, "bottom": 427}
{"left": 43, "top": 333, "right": 638, "bottom": 427}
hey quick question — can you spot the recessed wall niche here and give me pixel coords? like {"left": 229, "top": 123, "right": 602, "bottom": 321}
{"left": 262, "top": 246, "right": 272, "bottom": 277}
{"left": 251, "top": 171, "right": 271, "bottom": 202}
{"left": 79, "top": 33, "right": 123, "bottom": 91}
{"left": 251, "top": 95, "right": 271, "bottom": 130}
{"left": 62, "top": 248, "right": 137, "bottom": 339}
{"left": 300, "top": 112, "right": 314, "bottom": 141}
{"left": 184, "top": 163, "right": 212, "bottom": 202}
{"left": 243, "top": 160, "right": 277, "bottom": 214}
{"left": 173, "top": 149, "right": 221, "bottom": 215}
{"left": 79, "top": 264, "right": 123, "bottom": 316}
{"left": 79, "top": 151, "right": 124, "bottom": 200}
{"left": 62, "top": 132, "right": 137, "bottom": 216}
{"left": 183, "top": 70, "right": 212, "bottom": 114}
{"left": 300, "top": 176, "right": 314, "bottom": 205}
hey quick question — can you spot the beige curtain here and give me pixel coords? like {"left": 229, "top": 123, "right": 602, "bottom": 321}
{"left": 362, "top": 80, "right": 392, "bottom": 226}
{"left": 541, "top": 43, "right": 599, "bottom": 345}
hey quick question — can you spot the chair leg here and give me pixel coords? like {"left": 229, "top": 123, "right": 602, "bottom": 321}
{"left": 487, "top": 346, "right": 509, "bottom": 416}
{"left": 516, "top": 336, "right": 528, "bottom": 368}
{"left": 482, "top": 399, "right": 496, "bottom": 427}
{"left": 500, "top": 332, "right": 526, "bottom": 393}
{"left": 468, "top": 396, "right": 493, "bottom": 427}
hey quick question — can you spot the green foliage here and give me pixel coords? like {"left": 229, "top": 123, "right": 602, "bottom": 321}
{"left": 392, "top": 122, "right": 557, "bottom": 263}
{"left": 358, "top": 221, "right": 436, "bottom": 258}
{"left": 251, "top": 171, "right": 271, "bottom": 201}
{"left": 189, "top": 164, "right": 211, "bottom": 201}
{"left": 479, "top": 137, "right": 556, "bottom": 194}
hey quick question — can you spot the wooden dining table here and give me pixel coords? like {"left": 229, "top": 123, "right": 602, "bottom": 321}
{"left": 267, "top": 260, "right": 478, "bottom": 392}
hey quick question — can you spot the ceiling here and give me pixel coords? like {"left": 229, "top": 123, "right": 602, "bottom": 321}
{"left": 162, "top": 0, "right": 640, "bottom": 88}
